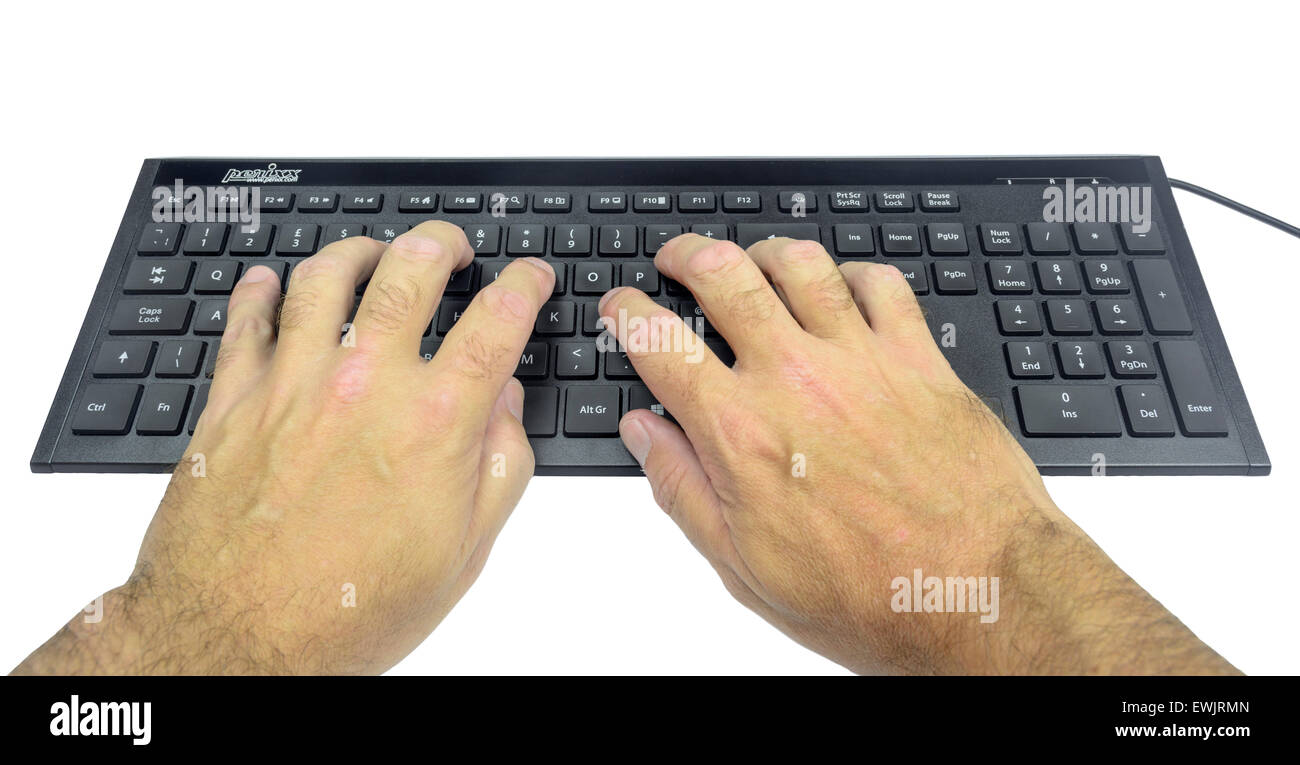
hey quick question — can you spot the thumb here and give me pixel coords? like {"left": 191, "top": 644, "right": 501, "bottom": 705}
{"left": 619, "top": 410, "right": 733, "bottom": 564}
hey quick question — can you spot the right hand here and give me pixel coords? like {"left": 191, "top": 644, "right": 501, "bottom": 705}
{"left": 602, "top": 233, "right": 1234, "bottom": 675}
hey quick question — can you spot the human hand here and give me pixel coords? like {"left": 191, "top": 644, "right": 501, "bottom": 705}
{"left": 17, "top": 221, "right": 553, "bottom": 675}
{"left": 604, "top": 234, "right": 1234, "bottom": 675}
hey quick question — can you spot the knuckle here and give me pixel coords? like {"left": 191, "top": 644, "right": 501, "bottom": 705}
{"left": 721, "top": 284, "right": 778, "bottom": 324}
{"left": 221, "top": 313, "right": 275, "bottom": 347}
{"left": 290, "top": 252, "right": 347, "bottom": 283}
{"left": 776, "top": 239, "right": 829, "bottom": 265}
{"left": 808, "top": 268, "right": 855, "bottom": 313}
{"left": 362, "top": 276, "right": 423, "bottom": 333}
{"left": 276, "top": 290, "right": 319, "bottom": 330}
{"left": 476, "top": 283, "right": 535, "bottom": 328}
{"left": 448, "top": 329, "right": 514, "bottom": 380}
{"left": 684, "top": 241, "right": 746, "bottom": 281}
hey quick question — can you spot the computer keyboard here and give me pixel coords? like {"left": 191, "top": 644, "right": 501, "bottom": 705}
{"left": 32, "top": 157, "right": 1269, "bottom": 475}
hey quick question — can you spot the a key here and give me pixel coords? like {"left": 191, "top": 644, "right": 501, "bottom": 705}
{"left": 1035, "top": 260, "right": 1082, "bottom": 294}
{"left": 156, "top": 340, "right": 205, "bottom": 377}
{"left": 604, "top": 350, "right": 638, "bottom": 378}
{"left": 1131, "top": 259, "right": 1192, "bottom": 334}
{"left": 628, "top": 385, "right": 671, "bottom": 419}
{"left": 829, "top": 190, "right": 868, "bottom": 212}
{"left": 123, "top": 260, "right": 193, "bottom": 293}
{"left": 436, "top": 300, "right": 470, "bottom": 334}
{"left": 927, "top": 223, "right": 969, "bottom": 254}
{"left": 371, "top": 224, "right": 409, "bottom": 244}
{"left": 679, "top": 301, "right": 716, "bottom": 336}
{"left": 182, "top": 223, "right": 229, "bottom": 255}
{"left": 556, "top": 342, "right": 597, "bottom": 378}
{"left": 138, "top": 223, "right": 182, "bottom": 255}
{"left": 1056, "top": 341, "right": 1105, "bottom": 379}
{"left": 1005, "top": 341, "right": 1053, "bottom": 378}
{"left": 187, "top": 384, "right": 210, "bottom": 434}
{"left": 880, "top": 224, "right": 922, "bottom": 255}
{"left": 258, "top": 191, "right": 293, "bottom": 213}
{"left": 634, "top": 192, "right": 671, "bottom": 212}
{"left": 418, "top": 339, "right": 440, "bottom": 362}
{"left": 110, "top": 298, "right": 192, "bottom": 335}
{"left": 445, "top": 264, "right": 475, "bottom": 295}
{"left": 1015, "top": 385, "right": 1122, "bottom": 436}
{"left": 689, "top": 223, "right": 729, "bottom": 241}
{"left": 987, "top": 260, "right": 1032, "bottom": 293}
{"left": 736, "top": 224, "right": 820, "bottom": 248}
{"left": 886, "top": 261, "right": 928, "bottom": 294}
{"left": 1045, "top": 299, "right": 1091, "bottom": 335}
{"left": 193, "top": 300, "right": 228, "bottom": 335}
{"left": 919, "top": 191, "right": 960, "bottom": 212}
{"left": 564, "top": 386, "right": 620, "bottom": 435}
{"left": 489, "top": 192, "right": 527, "bottom": 214}
{"left": 1156, "top": 341, "right": 1228, "bottom": 436}
{"left": 598, "top": 225, "right": 637, "bottom": 256}
{"left": 582, "top": 304, "right": 605, "bottom": 336}
{"left": 997, "top": 300, "right": 1041, "bottom": 335}
{"left": 135, "top": 384, "right": 192, "bottom": 435}
{"left": 1106, "top": 340, "right": 1156, "bottom": 378}
{"left": 553, "top": 224, "right": 592, "bottom": 256}
{"left": 1119, "top": 384, "right": 1176, "bottom": 436}
{"left": 93, "top": 341, "right": 154, "bottom": 378}
{"left": 193, "top": 261, "right": 242, "bottom": 294}
{"left": 71, "top": 383, "right": 142, "bottom": 435}
{"left": 522, "top": 386, "right": 559, "bottom": 436}
{"left": 588, "top": 192, "right": 627, "bottom": 212}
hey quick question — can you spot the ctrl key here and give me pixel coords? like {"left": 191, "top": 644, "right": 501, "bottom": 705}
{"left": 564, "top": 386, "right": 620, "bottom": 436}
{"left": 1015, "top": 385, "right": 1122, "bottom": 436}
{"left": 71, "top": 383, "right": 141, "bottom": 435}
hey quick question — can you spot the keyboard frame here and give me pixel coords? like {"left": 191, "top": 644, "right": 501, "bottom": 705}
{"left": 31, "top": 156, "right": 1271, "bottom": 476}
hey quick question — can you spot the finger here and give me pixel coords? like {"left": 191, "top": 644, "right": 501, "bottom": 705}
{"left": 470, "top": 379, "right": 533, "bottom": 539}
{"left": 619, "top": 410, "right": 738, "bottom": 567}
{"left": 840, "top": 262, "right": 931, "bottom": 345}
{"left": 654, "top": 234, "right": 800, "bottom": 360}
{"left": 598, "top": 286, "right": 736, "bottom": 436}
{"left": 206, "top": 265, "right": 280, "bottom": 412}
{"left": 746, "top": 237, "right": 863, "bottom": 341}
{"left": 351, "top": 220, "right": 473, "bottom": 357}
{"left": 430, "top": 258, "right": 554, "bottom": 424}
{"left": 275, "top": 236, "right": 386, "bottom": 360}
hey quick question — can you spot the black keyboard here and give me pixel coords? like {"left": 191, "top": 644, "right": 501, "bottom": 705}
{"left": 32, "top": 157, "right": 1269, "bottom": 475}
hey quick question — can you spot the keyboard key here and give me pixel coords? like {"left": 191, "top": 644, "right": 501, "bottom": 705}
{"left": 886, "top": 261, "right": 928, "bottom": 294}
{"left": 873, "top": 191, "right": 913, "bottom": 212}
{"left": 436, "top": 300, "right": 470, "bottom": 334}
{"left": 722, "top": 191, "right": 761, "bottom": 213}
{"left": 1119, "top": 385, "right": 1176, "bottom": 436}
{"left": 182, "top": 223, "right": 229, "bottom": 255}
{"left": 536, "top": 301, "right": 576, "bottom": 335}
{"left": 1045, "top": 299, "right": 1091, "bottom": 335}
{"left": 620, "top": 262, "right": 659, "bottom": 293}
{"left": 979, "top": 223, "right": 1022, "bottom": 254}
{"left": 418, "top": 338, "right": 440, "bottom": 361}
{"left": 156, "top": 340, "right": 205, "bottom": 377}
{"left": 193, "top": 300, "right": 228, "bottom": 335}
{"left": 324, "top": 224, "right": 367, "bottom": 245}
{"left": 1005, "top": 341, "right": 1053, "bottom": 378}
{"left": 588, "top": 192, "right": 627, "bottom": 212}
{"left": 1106, "top": 340, "right": 1157, "bottom": 378}
{"left": 1156, "top": 341, "right": 1228, "bottom": 436}
{"left": 996, "top": 300, "right": 1041, "bottom": 335}
{"left": 644, "top": 225, "right": 683, "bottom": 254}
{"left": 1056, "top": 341, "right": 1105, "bottom": 379}
{"left": 110, "top": 298, "right": 192, "bottom": 335}
{"left": 257, "top": 191, "right": 293, "bottom": 212}
{"left": 124, "top": 260, "right": 193, "bottom": 293}
{"left": 93, "top": 341, "right": 154, "bottom": 378}
{"left": 188, "top": 384, "right": 210, "bottom": 434}
{"left": 604, "top": 350, "right": 638, "bottom": 378}
{"left": 1035, "top": 259, "right": 1082, "bottom": 294}
{"left": 71, "top": 383, "right": 142, "bottom": 435}
{"left": 506, "top": 224, "right": 546, "bottom": 255}
{"left": 135, "top": 384, "right": 192, "bottom": 435}
{"left": 297, "top": 192, "right": 338, "bottom": 212}
{"left": 778, "top": 191, "right": 817, "bottom": 213}
{"left": 1131, "top": 259, "right": 1192, "bottom": 334}
{"left": 1095, "top": 299, "right": 1142, "bottom": 334}
{"left": 229, "top": 224, "right": 273, "bottom": 254}
{"left": 445, "top": 265, "right": 475, "bottom": 295}
{"left": 574, "top": 262, "right": 613, "bottom": 294}
{"left": 1083, "top": 259, "right": 1128, "bottom": 293}
{"left": 343, "top": 193, "right": 382, "bottom": 213}
{"left": 628, "top": 384, "right": 670, "bottom": 419}
{"left": 444, "top": 192, "right": 483, "bottom": 212}
{"left": 926, "top": 223, "right": 968, "bottom": 255}
{"left": 987, "top": 260, "right": 1032, "bottom": 293}
{"left": 1073, "top": 222, "right": 1118, "bottom": 254}
{"left": 834, "top": 225, "right": 875, "bottom": 256}
{"left": 553, "top": 224, "right": 592, "bottom": 256}
{"left": 1025, "top": 222, "right": 1070, "bottom": 254}
{"left": 532, "top": 192, "right": 571, "bottom": 213}
{"left": 1120, "top": 223, "right": 1165, "bottom": 254}
{"left": 880, "top": 224, "right": 922, "bottom": 255}
{"left": 371, "top": 224, "right": 409, "bottom": 244}
{"left": 829, "top": 190, "right": 868, "bottom": 212}
{"left": 919, "top": 191, "right": 959, "bottom": 211}
{"left": 556, "top": 342, "right": 597, "bottom": 378}
{"left": 933, "top": 262, "right": 976, "bottom": 294}
{"left": 736, "top": 223, "right": 820, "bottom": 248}
{"left": 677, "top": 192, "right": 716, "bottom": 212}
{"left": 522, "top": 386, "right": 559, "bottom": 436}
{"left": 276, "top": 224, "right": 319, "bottom": 255}
{"left": 464, "top": 224, "right": 501, "bottom": 255}
{"left": 1015, "top": 385, "right": 1122, "bottom": 436}
{"left": 488, "top": 192, "right": 527, "bottom": 214}
{"left": 516, "top": 342, "right": 548, "bottom": 378}
{"left": 634, "top": 192, "right": 671, "bottom": 212}
{"left": 398, "top": 192, "right": 438, "bottom": 212}
{"left": 582, "top": 303, "right": 605, "bottom": 335}
{"left": 138, "top": 223, "right": 182, "bottom": 255}
{"left": 598, "top": 225, "right": 637, "bottom": 256}
{"left": 564, "top": 386, "right": 620, "bottom": 435}
{"left": 689, "top": 223, "right": 729, "bottom": 241}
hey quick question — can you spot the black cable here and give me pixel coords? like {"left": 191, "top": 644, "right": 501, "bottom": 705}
{"left": 1167, "top": 178, "right": 1300, "bottom": 239}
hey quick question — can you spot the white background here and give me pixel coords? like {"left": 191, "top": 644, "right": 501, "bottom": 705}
{"left": 1, "top": 1, "right": 1296, "bottom": 675}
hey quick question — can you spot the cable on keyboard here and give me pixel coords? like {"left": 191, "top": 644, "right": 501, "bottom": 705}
{"left": 1167, "top": 178, "right": 1300, "bottom": 239}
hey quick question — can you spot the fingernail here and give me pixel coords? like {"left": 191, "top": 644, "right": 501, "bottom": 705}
{"left": 599, "top": 287, "right": 625, "bottom": 312}
{"left": 521, "top": 257, "right": 554, "bottom": 277}
{"left": 389, "top": 234, "right": 446, "bottom": 259}
{"left": 619, "top": 416, "right": 651, "bottom": 466}
{"left": 505, "top": 379, "right": 525, "bottom": 422}
{"left": 240, "top": 265, "right": 273, "bottom": 283}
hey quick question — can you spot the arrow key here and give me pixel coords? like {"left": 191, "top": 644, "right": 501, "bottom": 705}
{"left": 1055, "top": 341, "right": 1105, "bottom": 379}
{"left": 996, "top": 300, "right": 1042, "bottom": 335}
{"left": 1095, "top": 299, "right": 1143, "bottom": 334}
{"left": 93, "top": 341, "right": 155, "bottom": 378}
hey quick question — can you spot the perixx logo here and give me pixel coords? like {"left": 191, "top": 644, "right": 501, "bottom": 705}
{"left": 220, "top": 161, "right": 301, "bottom": 184}
{"left": 49, "top": 694, "right": 151, "bottom": 746}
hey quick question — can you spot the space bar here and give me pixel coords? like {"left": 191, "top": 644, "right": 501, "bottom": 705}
{"left": 736, "top": 224, "right": 822, "bottom": 248}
